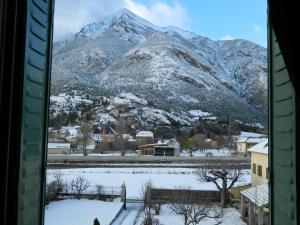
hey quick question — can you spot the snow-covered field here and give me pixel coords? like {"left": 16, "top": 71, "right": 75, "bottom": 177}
{"left": 180, "top": 148, "right": 235, "bottom": 157}
{"left": 136, "top": 205, "right": 246, "bottom": 225}
{"left": 44, "top": 199, "right": 123, "bottom": 225}
{"left": 50, "top": 148, "right": 235, "bottom": 157}
{"left": 47, "top": 168, "right": 251, "bottom": 198}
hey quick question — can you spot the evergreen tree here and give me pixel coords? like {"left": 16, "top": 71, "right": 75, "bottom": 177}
{"left": 93, "top": 218, "right": 100, "bottom": 225}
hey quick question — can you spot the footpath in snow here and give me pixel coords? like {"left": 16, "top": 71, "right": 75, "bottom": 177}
{"left": 111, "top": 203, "right": 142, "bottom": 225}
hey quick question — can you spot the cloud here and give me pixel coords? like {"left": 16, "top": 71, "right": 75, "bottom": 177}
{"left": 53, "top": 0, "right": 189, "bottom": 42}
{"left": 252, "top": 24, "right": 263, "bottom": 36}
{"left": 221, "top": 34, "right": 234, "bottom": 40}
{"left": 124, "top": 0, "right": 189, "bottom": 28}
{"left": 250, "top": 24, "right": 267, "bottom": 47}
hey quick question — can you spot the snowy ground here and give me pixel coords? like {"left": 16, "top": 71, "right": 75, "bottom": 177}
{"left": 44, "top": 199, "right": 123, "bottom": 225}
{"left": 180, "top": 148, "right": 235, "bottom": 157}
{"left": 53, "top": 152, "right": 139, "bottom": 157}
{"left": 50, "top": 148, "right": 235, "bottom": 158}
{"left": 111, "top": 203, "right": 142, "bottom": 225}
{"left": 47, "top": 168, "right": 251, "bottom": 198}
{"left": 136, "top": 205, "right": 246, "bottom": 225}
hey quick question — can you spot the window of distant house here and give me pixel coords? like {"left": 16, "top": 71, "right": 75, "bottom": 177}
{"left": 257, "top": 165, "right": 262, "bottom": 177}
{"left": 252, "top": 163, "right": 256, "bottom": 174}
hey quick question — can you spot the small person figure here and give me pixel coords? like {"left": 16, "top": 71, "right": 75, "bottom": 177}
{"left": 93, "top": 218, "right": 100, "bottom": 225}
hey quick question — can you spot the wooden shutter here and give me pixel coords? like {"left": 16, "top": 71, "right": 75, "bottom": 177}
{"left": 269, "top": 28, "right": 297, "bottom": 225}
{"left": 18, "top": 1, "right": 54, "bottom": 225}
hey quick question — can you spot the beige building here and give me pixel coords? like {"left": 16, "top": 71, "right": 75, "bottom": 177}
{"left": 235, "top": 132, "right": 267, "bottom": 156}
{"left": 240, "top": 139, "right": 269, "bottom": 225}
{"left": 248, "top": 139, "right": 269, "bottom": 187}
{"left": 47, "top": 143, "right": 71, "bottom": 154}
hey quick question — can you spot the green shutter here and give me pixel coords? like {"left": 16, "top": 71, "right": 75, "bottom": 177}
{"left": 18, "top": 1, "right": 53, "bottom": 225}
{"left": 269, "top": 29, "right": 297, "bottom": 225}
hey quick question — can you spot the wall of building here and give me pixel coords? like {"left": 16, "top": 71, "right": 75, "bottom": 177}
{"left": 251, "top": 152, "right": 268, "bottom": 187}
{"left": 136, "top": 137, "right": 154, "bottom": 146}
{"left": 47, "top": 148, "right": 70, "bottom": 154}
{"left": 237, "top": 142, "right": 247, "bottom": 154}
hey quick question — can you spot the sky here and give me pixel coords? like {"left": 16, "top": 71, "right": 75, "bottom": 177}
{"left": 54, "top": 0, "right": 267, "bottom": 47}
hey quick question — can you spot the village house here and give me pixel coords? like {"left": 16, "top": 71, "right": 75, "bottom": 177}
{"left": 136, "top": 131, "right": 154, "bottom": 146}
{"left": 240, "top": 184, "right": 269, "bottom": 225}
{"left": 100, "top": 134, "right": 115, "bottom": 151}
{"left": 153, "top": 138, "right": 180, "bottom": 156}
{"left": 47, "top": 142, "right": 71, "bottom": 154}
{"left": 240, "top": 139, "right": 269, "bottom": 225}
{"left": 138, "top": 138, "right": 180, "bottom": 156}
{"left": 248, "top": 139, "right": 269, "bottom": 187}
{"left": 235, "top": 131, "right": 267, "bottom": 156}
{"left": 59, "top": 126, "right": 80, "bottom": 142}
{"left": 91, "top": 133, "right": 103, "bottom": 153}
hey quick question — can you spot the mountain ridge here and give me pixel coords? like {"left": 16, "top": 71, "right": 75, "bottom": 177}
{"left": 50, "top": 8, "right": 267, "bottom": 130}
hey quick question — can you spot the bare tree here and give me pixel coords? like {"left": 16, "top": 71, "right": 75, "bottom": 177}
{"left": 210, "top": 206, "right": 224, "bottom": 225}
{"left": 214, "top": 135, "right": 226, "bottom": 151}
{"left": 140, "top": 180, "right": 157, "bottom": 224}
{"left": 45, "top": 172, "right": 65, "bottom": 204}
{"left": 197, "top": 163, "right": 242, "bottom": 207}
{"left": 96, "top": 184, "right": 103, "bottom": 199}
{"left": 79, "top": 122, "right": 92, "bottom": 156}
{"left": 141, "top": 214, "right": 160, "bottom": 225}
{"left": 71, "top": 176, "right": 90, "bottom": 198}
{"left": 168, "top": 189, "right": 211, "bottom": 225}
{"left": 115, "top": 118, "right": 129, "bottom": 156}
{"left": 140, "top": 180, "right": 153, "bottom": 210}
{"left": 189, "top": 133, "right": 208, "bottom": 154}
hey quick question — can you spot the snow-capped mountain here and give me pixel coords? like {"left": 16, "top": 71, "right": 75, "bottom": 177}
{"left": 51, "top": 8, "right": 267, "bottom": 129}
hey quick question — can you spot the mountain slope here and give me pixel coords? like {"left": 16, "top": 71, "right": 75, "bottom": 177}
{"left": 51, "top": 8, "right": 267, "bottom": 128}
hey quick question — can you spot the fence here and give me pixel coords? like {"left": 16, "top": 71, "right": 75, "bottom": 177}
{"left": 60, "top": 186, "right": 121, "bottom": 198}
{"left": 149, "top": 188, "right": 230, "bottom": 204}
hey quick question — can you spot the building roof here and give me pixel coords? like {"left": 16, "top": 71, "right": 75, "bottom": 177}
{"left": 248, "top": 139, "right": 268, "bottom": 154}
{"left": 241, "top": 184, "right": 269, "bottom": 207}
{"left": 91, "top": 133, "right": 103, "bottom": 142}
{"left": 61, "top": 126, "right": 79, "bottom": 137}
{"left": 136, "top": 131, "right": 154, "bottom": 138}
{"left": 236, "top": 131, "right": 267, "bottom": 143}
{"left": 236, "top": 137, "right": 266, "bottom": 144}
{"left": 48, "top": 143, "right": 71, "bottom": 149}
{"left": 246, "top": 137, "right": 266, "bottom": 144}
{"left": 240, "top": 131, "right": 267, "bottom": 138}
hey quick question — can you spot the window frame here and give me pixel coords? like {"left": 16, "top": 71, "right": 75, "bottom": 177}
{"left": 257, "top": 165, "right": 263, "bottom": 177}
{"left": 1, "top": 1, "right": 300, "bottom": 225}
{"left": 252, "top": 163, "right": 257, "bottom": 174}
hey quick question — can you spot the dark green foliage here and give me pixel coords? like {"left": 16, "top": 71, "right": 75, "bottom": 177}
{"left": 93, "top": 218, "right": 100, "bottom": 225}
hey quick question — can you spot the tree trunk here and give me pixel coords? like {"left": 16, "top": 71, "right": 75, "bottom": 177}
{"left": 220, "top": 190, "right": 226, "bottom": 207}
{"left": 83, "top": 146, "right": 87, "bottom": 156}
{"left": 184, "top": 215, "right": 188, "bottom": 225}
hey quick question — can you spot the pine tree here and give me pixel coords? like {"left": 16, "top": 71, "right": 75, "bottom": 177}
{"left": 93, "top": 218, "right": 100, "bottom": 225}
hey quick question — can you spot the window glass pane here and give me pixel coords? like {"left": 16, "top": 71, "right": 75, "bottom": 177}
{"left": 253, "top": 163, "right": 257, "bottom": 174}
{"left": 45, "top": 1, "right": 268, "bottom": 225}
{"left": 258, "top": 165, "right": 262, "bottom": 176}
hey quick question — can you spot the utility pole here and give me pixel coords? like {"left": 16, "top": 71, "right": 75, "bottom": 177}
{"left": 227, "top": 114, "right": 232, "bottom": 149}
